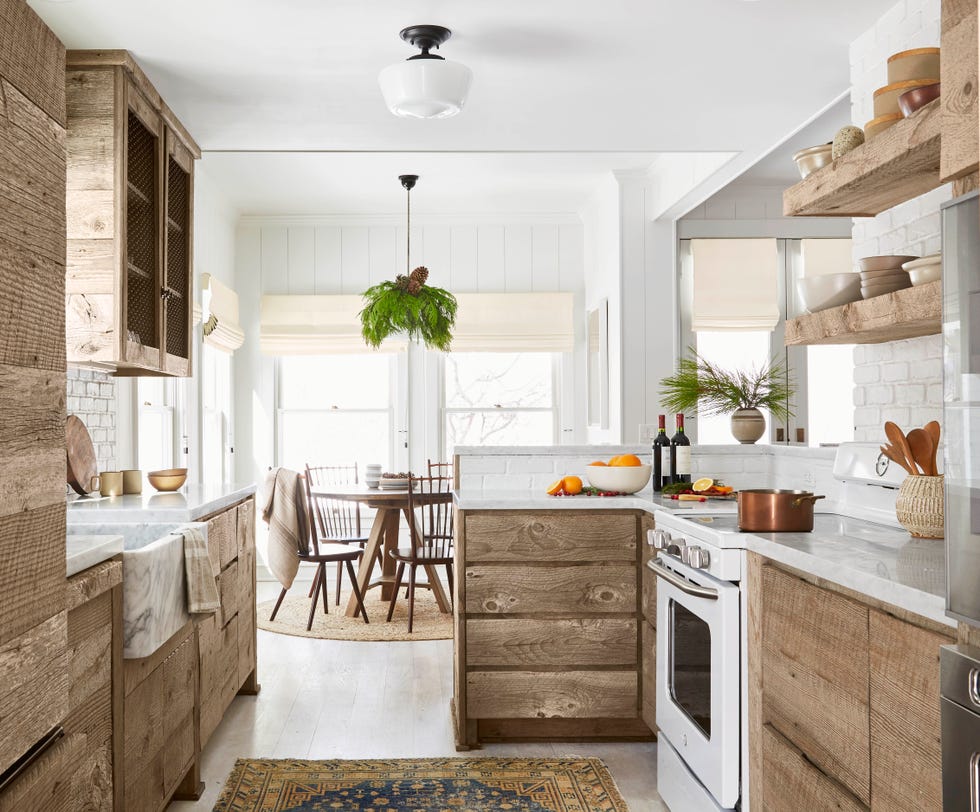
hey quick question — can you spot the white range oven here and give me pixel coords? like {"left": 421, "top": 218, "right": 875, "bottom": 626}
{"left": 649, "top": 442, "right": 909, "bottom": 812}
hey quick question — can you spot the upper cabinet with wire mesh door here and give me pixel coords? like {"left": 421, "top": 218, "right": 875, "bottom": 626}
{"left": 65, "top": 50, "right": 200, "bottom": 376}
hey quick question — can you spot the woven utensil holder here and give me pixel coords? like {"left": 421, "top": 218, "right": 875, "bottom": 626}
{"left": 896, "top": 474, "right": 944, "bottom": 539}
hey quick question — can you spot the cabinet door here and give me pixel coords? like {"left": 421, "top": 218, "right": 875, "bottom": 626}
{"left": 761, "top": 565, "right": 871, "bottom": 806}
{"left": 869, "top": 610, "right": 951, "bottom": 811}
{"left": 121, "top": 81, "right": 163, "bottom": 371}
{"left": 162, "top": 129, "right": 193, "bottom": 376}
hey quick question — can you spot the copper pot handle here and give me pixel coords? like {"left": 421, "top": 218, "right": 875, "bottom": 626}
{"left": 791, "top": 494, "right": 825, "bottom": 508}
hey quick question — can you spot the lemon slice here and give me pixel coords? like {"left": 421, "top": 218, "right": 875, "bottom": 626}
{"left": 692, "top": 477, "right": 714, "bottom": 493}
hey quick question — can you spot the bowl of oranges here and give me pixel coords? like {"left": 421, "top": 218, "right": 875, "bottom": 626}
{"left": 584, "top": 454, "right": 651, "bottom": 494}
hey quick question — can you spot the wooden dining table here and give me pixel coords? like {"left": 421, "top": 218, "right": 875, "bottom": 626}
{"left": 309, "top": 483, "right": 453, "bottom": 618}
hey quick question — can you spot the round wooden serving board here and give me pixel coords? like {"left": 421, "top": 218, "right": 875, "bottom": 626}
{"left": 66, "top": 415, "right": 98, "bottom": 495}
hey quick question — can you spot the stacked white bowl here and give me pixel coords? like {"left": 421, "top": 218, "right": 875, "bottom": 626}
{"left": 365, "top": 463, "right": 382, "bottom": 489}
{"left": 858, "top": 255, "right": 916, "bottom": 299}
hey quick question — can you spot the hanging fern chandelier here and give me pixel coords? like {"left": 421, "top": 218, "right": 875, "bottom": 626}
{"left": 359, "top": 174, "right": 458, "bottom": 351}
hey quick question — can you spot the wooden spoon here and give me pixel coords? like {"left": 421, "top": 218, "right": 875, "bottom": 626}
{"left": 880, "top": 444, "right": 915, "bottom": 475}
{"left": 925, "top": 420, "right": 941, "bottom": 474}
{"left": 884, "top": 421, "right": 917, "bottom": 475}
{"left": 907, "top": 428, "right": 935, "bottom": 475}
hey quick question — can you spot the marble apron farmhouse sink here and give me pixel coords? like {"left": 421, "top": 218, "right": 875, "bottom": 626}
{"left": 66, "top": 522, "right": 206, "bottom": 658}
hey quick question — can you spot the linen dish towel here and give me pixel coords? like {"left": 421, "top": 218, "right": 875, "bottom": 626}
{"left": 182, "top": 527, "right": 220, "bottom": 614}
{"left": 260, "top": 467, "right": 309, "bottom": 590}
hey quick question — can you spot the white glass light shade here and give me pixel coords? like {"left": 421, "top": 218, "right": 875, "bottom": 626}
{"left": 378, "top": 58, "right": 472, "bottom": 119}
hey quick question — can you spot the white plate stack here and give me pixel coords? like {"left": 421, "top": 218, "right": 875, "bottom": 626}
{"left": 858, "top": 255, "right": 916, "bottom": 299}
{"left": 365, "top": 464, "right": 382, "bottom": 489}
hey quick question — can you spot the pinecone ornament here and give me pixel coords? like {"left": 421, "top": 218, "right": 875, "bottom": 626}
{"left": 410, "top": 266, "right": 429, "bottom": 286}
{"left": 406, "top": 278, "right": 422, "bottom": 295}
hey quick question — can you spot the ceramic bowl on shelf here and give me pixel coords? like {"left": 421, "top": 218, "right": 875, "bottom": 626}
{"left": 874, "top": 79, "right": 939, "bottom": 117}
{"left": 861, "top": 281, "right": 912, "bottom": 299}
{"left": 147, "top": 468, "right": 188, "bottom": 492}
{"left": 858, "top": 254, "right": 919, "bottom": 272}
{"left": 792, "top": 144, "right": 833, "bottom": 179}
{"left": 858, "top": 267, "right": 911, "bottom": 280}
{"left": 865, "top": 113, "right": 903, "bottom": 140}
{"left": 887, "top": 47, "right": 940, "bottom": 84}
{"left": 797, "top": 273, "right": 862, "bottom": 313}
{"left": 898, "top": 82, "right": 940, "bottom": 117}
{"left": 903, "top": 254, "right": 942, "bottom": 285}
{"left": 585, "top": 464, "right": 652, "bottom": 494}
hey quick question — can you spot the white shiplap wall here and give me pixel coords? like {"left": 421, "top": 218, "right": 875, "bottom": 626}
{"left": 233, "top": 215, "right": 586, "bottom": 484}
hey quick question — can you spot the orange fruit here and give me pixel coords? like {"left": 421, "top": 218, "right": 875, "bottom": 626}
{"left": 611, "top": 453, "right": 643, "bottom": 467}
{"left": 588, "top": 460, "right": 607, "bottom": 466}
{"left": 562, "top": 475, "right": 583, "bottom": 495}
{"left": 546, "top": 479, "right": 565, "bottom": 496}
{"left": 608, "top": 455, "right": 622, "bottom": 465}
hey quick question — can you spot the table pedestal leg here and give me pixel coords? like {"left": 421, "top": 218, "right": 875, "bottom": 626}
{"left": 344, "top": 508, "right": 387, "bottom": 618}
{"left": 379, "top": 509, "right": 400, "bottom": 601}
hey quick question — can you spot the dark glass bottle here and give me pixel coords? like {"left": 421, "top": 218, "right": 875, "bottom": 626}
{"left": 669, "top": 413, "right": 692, "bottom": 484}
{"left": 652, "top": 414, "right": 670, "bottom": 492}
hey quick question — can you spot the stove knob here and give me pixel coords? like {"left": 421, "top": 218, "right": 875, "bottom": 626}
{"left": 682, "top": 545, "right": 710, "bottom": 569}
{"left": 651, "top": 529, "right": 671, "bottom": 550}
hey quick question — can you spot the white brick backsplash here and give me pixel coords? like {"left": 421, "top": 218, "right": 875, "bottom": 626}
{"left": 506, "top": 458, "right": 558, "bottom": 474}
{"left": 67, "top": 369, "right": 116, "bottom": 473}
{"left": 464, "top": 458, "right": 508, "bottom": 475}
{"left": 459, "top": 474, "right": 485, "bottom": 490}
{"left": 850, "top": 0, "right": 944, "bottom": 442}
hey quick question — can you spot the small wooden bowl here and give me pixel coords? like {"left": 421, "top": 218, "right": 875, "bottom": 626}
{"left": 874, "top": 79, "right": 939, "bottom": 117}
{"left": 898, "top": 82, "right": 940, "bottom": 117}
{"left": 148, "top": 468, "right": 188, "bottom": 492}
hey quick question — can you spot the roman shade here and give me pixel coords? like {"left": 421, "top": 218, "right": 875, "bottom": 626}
{"left": 451, "top": 292, "right": 575, "bottom": 352}
{"left": 261, "top": 295, "right": 407, "bottom": 354}
{"left": 201, "top": 274, "right": 245, "bottom": 353}
{"left": 801, "top": 238, "right": 853, "bottom": 277}
{"left": 691, "top": 239, "right": 779, "bottom": 331}
{"left": 260, "top": 292, "right": 575, "bottom": 355}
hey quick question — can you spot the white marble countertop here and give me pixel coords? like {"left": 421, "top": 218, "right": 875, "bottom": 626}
{"left": 455, "top": 487, "right": 951, "bottom": 627}
{"left": 67, "top": 482, "right": 257, "bottom": 523}
{"left": 67, "top": 534, "right": 123, "bottom": 577}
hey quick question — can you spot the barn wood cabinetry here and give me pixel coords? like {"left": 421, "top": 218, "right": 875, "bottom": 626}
{"left": 453, "top": 510, "right": 653, "bottom": 747}
{"left": 65, "top": 50, "right": 199, "bottom": 376}
{"left": 747, "top": 554, "right": 954, "bottom": 811}
{"left": 0, "top": 0, "right": 75, "bottom": 806}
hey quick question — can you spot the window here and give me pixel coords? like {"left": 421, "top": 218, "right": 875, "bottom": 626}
{"left": 202, "top": 345, "right": 232, "bottom": 484}
{"left": 680, "top": 237, "right": 855, "bottom": 447}
{"left": 277, "top": 354, "right": 395, "bottom": 472}
{"left": 443, "top": 352, "right": 557, "bottom": 455}
{"left": 138, "top": 377, "right": 178, "bottom": 472}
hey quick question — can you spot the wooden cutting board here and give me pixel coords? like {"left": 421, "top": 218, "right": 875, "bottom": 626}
{"left": 66, "top": 415, "right": 98, "bottom": 495}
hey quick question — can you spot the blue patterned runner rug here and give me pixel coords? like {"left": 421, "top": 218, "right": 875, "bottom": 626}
{"left": 213, "top": 757, "right": 631, "bottom": 811}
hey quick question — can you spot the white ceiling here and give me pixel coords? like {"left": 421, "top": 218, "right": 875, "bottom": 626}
{"left": 31, "top": 0, "right": 895, "bottom": 215}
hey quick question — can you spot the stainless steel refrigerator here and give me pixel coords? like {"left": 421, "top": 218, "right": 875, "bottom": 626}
{"left": 940, "top": 189, "right": 980, "bottom": 811}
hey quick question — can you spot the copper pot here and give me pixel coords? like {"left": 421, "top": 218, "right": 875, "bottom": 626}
{"left": 737, "top": 489, "right": 825, "bottom": 533}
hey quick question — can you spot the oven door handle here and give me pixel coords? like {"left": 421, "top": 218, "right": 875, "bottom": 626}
{"left": 649, "top": 559, "right": 719, "bottom": 600}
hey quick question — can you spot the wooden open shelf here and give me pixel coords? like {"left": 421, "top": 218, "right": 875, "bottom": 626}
{"left": 783, "top": 99, "right": 942, "bottom": 218}
{"left": 785, "top": 280, "right": 941, "bottom": 345}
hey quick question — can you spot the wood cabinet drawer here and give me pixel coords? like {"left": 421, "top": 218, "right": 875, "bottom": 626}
{"left": 465, "top": 513, "right": 637, "bottom": 562}
{"left": 237, "top": 498, "right": 254, "bottom": 557}
{"left": 467, "top": 671, "right": 637, "bottom": 719}
{"left": 641, "top": 562, "right": 656, "bottom": 625}
{"left": 641, "top": 620, "right": 656, "bottom": 733}
{"left": 466, "top": 618, "right": 636, "bottom": 667}
{"left": 0, "top": 612, "right": 68, "bottom": 777}
{"left": 0, "top": 730, "right": 85, "bottom": 812}
{"left": 465, "top": 564, "right": 636, "bottom": 614}
{"left": 218, "top": 559, "right": 239, "bottom": 628}
{"left": 207, "top": 508, "right": 237, "bottom": 573}
{"left": 762, "top": 723, "right": 867, "bottom": 812}
{"left": 200, "top": 613, "right": 239, "bottom": 748}
{"left": 869, "top": 610, "right": 951, "bottom": 811}
{"left": 762, "top": 565, "right": 871, "bottom": 806}
{"left": 67, "top": 589, "right": 112, "bottom": 713}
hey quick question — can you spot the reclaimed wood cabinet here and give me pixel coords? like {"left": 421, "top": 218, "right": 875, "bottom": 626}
{"left": 65, "top": 50, "right": 199, "bottom": 376}
{"left": 747, "top": 554, "right": 954, "bottom": 811}
{"left": 640, "top": 514, "right": 657, "bottom": 734}
{"left": 453, "top": 510, "right": 652, "bottom": 747}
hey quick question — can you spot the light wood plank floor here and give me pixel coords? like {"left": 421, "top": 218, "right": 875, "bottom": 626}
{"left": 169, "top": 581, "right": 667, "bottom": 811}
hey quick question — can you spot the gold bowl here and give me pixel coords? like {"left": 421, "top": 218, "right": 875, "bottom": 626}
{"left": 147, "top": 468, "right": 188, "bottom": 492}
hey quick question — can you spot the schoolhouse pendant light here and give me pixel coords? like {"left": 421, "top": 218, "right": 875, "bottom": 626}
{"left": 378, "top": 25, "right": 472, "bottom": 119}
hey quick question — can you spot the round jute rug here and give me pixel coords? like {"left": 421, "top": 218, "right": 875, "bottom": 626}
{"left": 256, "top": 584, "right": 453, "bottom": 642}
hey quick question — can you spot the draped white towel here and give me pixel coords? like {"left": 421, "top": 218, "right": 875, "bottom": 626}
{"left": 182, "top": 527, "right": 220, "bottom": 614}
{"left": 260, "top": 467, "right": 309, "bottom": 590}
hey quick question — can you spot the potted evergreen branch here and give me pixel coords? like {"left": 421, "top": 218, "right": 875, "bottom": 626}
{"left": 360, "top": 266, "right": 458, "bottom": 352}
{"left": 658, "top": 350, "right": 794, "bottom": 444}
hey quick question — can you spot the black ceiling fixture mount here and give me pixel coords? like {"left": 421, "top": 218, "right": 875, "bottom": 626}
{"left": 399, "top": 25, "right": 453, "bottom": 60}
{"left": 399, "top": 174, "right": 418, "bottom": 191}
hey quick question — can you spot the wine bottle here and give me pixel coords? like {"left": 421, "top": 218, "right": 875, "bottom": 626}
{"left": 652, "top": 414, "right": 670, "bottom": 492}
{"left": 669, "top": 413, "right": 692, "bottom": 484}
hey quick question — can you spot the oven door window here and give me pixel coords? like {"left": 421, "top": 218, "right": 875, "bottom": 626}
{"left": 669, "top": 599, "right": 712, "bottom": 738}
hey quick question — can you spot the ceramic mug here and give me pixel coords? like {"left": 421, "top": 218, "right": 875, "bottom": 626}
{"left": 99, "top": 471, "right": 124, "bottom": 497}
{"left": 122, "top": 469, "right": 142, "bottom": 495}
{"left": 88, "top": 474, "right": 101, "bottom": 493}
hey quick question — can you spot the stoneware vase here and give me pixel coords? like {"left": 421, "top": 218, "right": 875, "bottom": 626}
{"left": 730, "top": 408, "right": 766, "bottom": 444}
{"left": 895, "top": 474, "right": 944, "bottom": 539}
